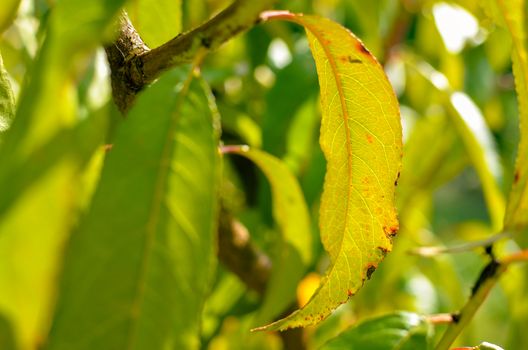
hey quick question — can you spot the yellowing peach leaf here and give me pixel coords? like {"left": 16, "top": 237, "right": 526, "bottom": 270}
{"left": 496, "top": 0, "right": 528, "bottom": 234}
{"left": 257, "top": 12, "right": 402, "bottom": 331}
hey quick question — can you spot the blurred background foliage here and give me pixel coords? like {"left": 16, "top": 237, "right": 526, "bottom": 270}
{"left": 0, "top": 0, "right": 526, "bottom": 349}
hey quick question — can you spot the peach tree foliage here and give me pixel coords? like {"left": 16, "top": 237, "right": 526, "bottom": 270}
{"left": 0, "top": 0, "right": 526, "bottom": 350}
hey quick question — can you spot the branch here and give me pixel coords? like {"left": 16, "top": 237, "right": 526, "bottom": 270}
{"left": 217, "top": 208, "right": 271, "bottom": 294}
{"left": 435, "top": 249, "right": 528, "bottom": 349}
{"left": 106, "top": 0, "right": 275, "bottom": 113}
{"left": 131, "top": 0, "right": 276, "bottom": 87}
{"left": 409, "top": 232, "right": 511, "bottom": 257}
{"left": 217, "top": 208, "right": 307, "bottom": 349}
{"left": 104, "top": 13, "right": 149, "bottom": 113}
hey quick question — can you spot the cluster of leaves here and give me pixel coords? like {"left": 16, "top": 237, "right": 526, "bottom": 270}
{"left": 0, "top": 0, "right": 527, "bottom": 349}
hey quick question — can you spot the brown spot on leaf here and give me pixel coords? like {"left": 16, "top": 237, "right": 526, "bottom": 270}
{"left": 366, "top": 134, "right": 373, "bottom": 143}
{"left": 383, "top": 225, "right": 399, "bottom": 237}
{"left": 366, "top": 265, "right": 377, "bottom": 280}
{"left": 377, "top": 246, "right": 390, "bottom": 257}
{"left": 347, "top": 289, "right": 353, "bottom": 297}
{"left": 356, "top": 41, "right": 371, "bottom": 55}
{"left": 514, "top": 170, "right": 520, "bottom": 184}
{"left": 339, "top": 55, "right": 362, "bottom": 64}
{"left": 394, "top": 171, "right": 400, "bottom": 186}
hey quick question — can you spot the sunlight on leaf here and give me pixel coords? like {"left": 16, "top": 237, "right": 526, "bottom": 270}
{"left": 404, "top": 56, "right": 505, "bottom": 232}
{"left": 222, "top": 146, "right": 312, "bottom": 324}
{"left": 257, "top": 11, "right": 402, "bottom": 331}
{"left": 46, "top": 67, "right": 220, "bottom": 350}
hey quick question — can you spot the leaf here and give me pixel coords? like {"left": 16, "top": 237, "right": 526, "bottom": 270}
{"left": 0, "top": 312, "right": 17, "bottom": 350}
{"left": 222, "top": 146, "right": 312, "bottom": 323}
{"left": 1, "top": 0, "right": 126, "bottom": 160}
{"left": 0, "top": 2, "right": 125, "bottom": 346}
{"left": 45, "top": 66, "right": 220, "bottom": 350}
{"left": 397, "top": 109, "right": 468, "bottom": 210}
{"left": 127, "top": 0, "right": 182, "bottom": 48}
{"left": 496, "top": 0, "right": 528, "bottom": 234}
{"left": 0, "top": 53, "right": 15, "bottom": 135}
{"left": 0, "top": 0, "right": 20, "bottom": 34}
{"left": 404, "top": 56, "right": 505, "bottom": 232}
{"left": 258, "top": 12, "right": 402, "bottom": 330}
{"left": 0, "top": 106, "right": 110, "bottom": 220}
{"left": 320, "top": 312, "right": 432, "bottom": 350}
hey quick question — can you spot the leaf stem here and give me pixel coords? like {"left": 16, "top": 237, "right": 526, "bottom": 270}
{"left": 435, "top": 259, "right": 506, "bottom": 350}
{"left": 409, "top": 232, "right": 511, "bottom": 257}
{"left": 435, "top": 249, "right": 528, "bottom": 349}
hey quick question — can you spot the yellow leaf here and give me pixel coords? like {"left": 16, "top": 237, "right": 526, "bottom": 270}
{"left": 257, "top": 12, "right": 402, "bottom": 331}
{"left": 496, "top": 0, "right": 528, "bottom": 234}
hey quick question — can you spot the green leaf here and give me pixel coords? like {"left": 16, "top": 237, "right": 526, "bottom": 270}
{"left": 222, "top": 146, "right": 312, "bottom": 323}
{"left": 0, "top": 0, "right": 20, "bottom": 34}
{"left": 397, "top": 108, "right": 468, "bottom": 209}
{"left": 0, "top": 313, "right": 17, "bottom": 350}
{"left": 0, "top": 161, "right": 80, "bottom": 349}
{"left": 127, "top": 0, "right": 182, "bottom": 48}
{"left": 496, "top": 0, "right": 528, "bottom": 234}
{"left": 405, "top": 56, "right": 505, "bottom": 232}
{"left": 0, "top": 53, "right": 15, "bottom": 135}
{"left": 1, "top": 0, "right": 126, "bottom": 159}
{"left": 0, "top": 106, "right": 110, "bottom": 220}
{"left": 320, "top": 312, "right": 432, "bottom": 350}
{"left": 258, "top": 12, "right": 402, "bottom": 330}
{"left": 45, "top": 67, "right": 220, "bottom": 349}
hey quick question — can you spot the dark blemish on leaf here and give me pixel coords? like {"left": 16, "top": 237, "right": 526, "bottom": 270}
{"left": 394, "top": 171, "right": 401, "bottom": 186}
{"left": 514, "top": 170, "right": 520, "bottom": 184}
{"left": 103, "top": 144, "right": 113, "bottom": 152}
{"left": 383, "top": 225, "right": 399, "bottom": 237}
{"left": 347, "top": 289, "right": 353, "bottom": 297}
{"left": 339, "top": 56, "right": 362, "bottom": 64}
{"left": 366, "top": 265, "right": 377, "bottom": 280}
{"left": 366, "top": 134, "right": 373, "bottom": 144}
{"left": 377, "top": 246, "right": 389, "bottom": 257}
{"left": 356, "top": 41, "right": 370, "bottom": 55}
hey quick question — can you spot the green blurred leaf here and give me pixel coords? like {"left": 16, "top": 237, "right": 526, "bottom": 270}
{"left": 258, "top": 12, "right": 402, "bottom": 330}
{"left": 496, "top": 0, "right": 528, "bottom": 235}
{"left": 0, "top": 106, "right": 110, "bottom": 220}
{"left": 0, "top": 0, "right": 123, "bottom": 338}
{"left": 1, "top": 0, "right": 125, "bottom": 159}
{"left": 127, "top": 0, "right": 182, "bottom": 48}
{"left": 320, "top": 312, "right": 432, "bottom": 350}
{"left": 397, "top": 109, "right": 468, "bottom": 209}
{"left": 0, "top": 0, "right": 20, "bottom": 34}
{"left": 0, "top": 53, "right": 15, "bottom": 136}
{"left": 406, "top": 57, "right": 505, "bottom": 232}
{"left": 262, "top": 50, "right": 317, "bottom": 157}
{"left": 223, "top": 146, "right": 312, "bottom": 324}
{"left": 0, "top": 313, "right": 17, "bottom": 350}
{"left": 46, "top": 67, "right": 220, "bottom": 350}
{"left": 0, "top": 162, "right": 80, "bottom": 349}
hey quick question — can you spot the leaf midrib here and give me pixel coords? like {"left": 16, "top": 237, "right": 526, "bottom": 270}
{"left": 301, "top": 19, "right": 354, "bottom": 263}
